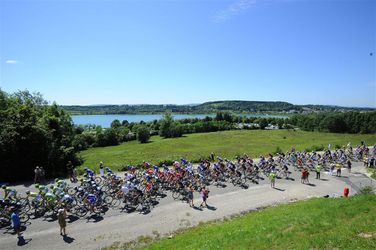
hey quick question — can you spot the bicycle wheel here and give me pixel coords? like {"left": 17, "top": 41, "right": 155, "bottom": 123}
{"left": 75, "top": 206, "right": 88, "bottom": 218}
{"left": 19, "top": 213, "right": 30, "bottom": 224}
{"left": 94, "top": 177, "right": 102, "bottom": 185}
{"left": 104, "top": 195, "right": 113, "bottom": 205}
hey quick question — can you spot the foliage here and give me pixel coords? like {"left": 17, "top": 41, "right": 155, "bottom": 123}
{"left": 159, "top": 111, "right": 181, "bottom": 138}
{"left": 63, "top": 101, "right": 373, "bottom": 115}
{"left": 140, "top": 195, "right": 376, "bottom": 250}
{"left": 137, "top": 126, "right": 150, "bottom": 143}
{"left": 290, "top": 111, "right": 376, "bottom": 133}
{"left": 0, "top": 89, "right": 81, "bottom": 181}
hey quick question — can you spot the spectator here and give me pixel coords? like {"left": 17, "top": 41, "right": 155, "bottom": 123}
{"left": 40, "top": 167, "right": 46, "bottom": 184}
{"left": 58, "top": 207, "right": 67, "bottom": 236}
{"left": 199, "top": 186, "right": 209, "bottom": 208}
{"left": 315, "top": 164, "right": 321, "bottom": 179}
{"left": 336, "top": 164, "right": 342, "bottom": 177}
{"left": 347, "top": 160, "right": 352, "bottom": 173}
{"left": 11, "top": 210, "right": 21, "bottom": 237}
{"left": 99, "top": 162, "right": 104, "bottom": 177}
{"left": 34, "top": 166, "right": 41, "bottom": 184}
{"left": 269, "top": 171, "right": 277, "bottom": 188}
{"left": 66, "top": 161, "right": 73, "bottom": 181}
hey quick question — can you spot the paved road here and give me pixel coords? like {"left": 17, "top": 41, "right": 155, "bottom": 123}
{"left": 1, "top": 161, "right": 374, "bottom": 250}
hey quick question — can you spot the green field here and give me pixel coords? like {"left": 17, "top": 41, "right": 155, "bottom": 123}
{"left": 79, "top": 130, "right": 376, "bottom": 172}
{"left": 137, "top": 195, "right": 376, "bottom": 250}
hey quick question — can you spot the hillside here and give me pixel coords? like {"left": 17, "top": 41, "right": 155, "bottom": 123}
{"left": 194, "top": 100, "right": 295, "bottom": 112}
{"left": 62, "top": 100, "right": 374, "bottom": 115}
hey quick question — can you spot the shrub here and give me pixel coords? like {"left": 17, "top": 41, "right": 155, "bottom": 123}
{"left": 137, "top": 126, "right": 150, "bottom": 143}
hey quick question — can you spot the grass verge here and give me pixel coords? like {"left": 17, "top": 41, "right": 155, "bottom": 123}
{"left": 137, "top": 195, "right": 376, "bottom": 250}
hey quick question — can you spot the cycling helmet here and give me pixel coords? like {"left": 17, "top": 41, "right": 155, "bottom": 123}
{"left": 1, "top": 185, "right": 6, "bottom": 189}
{"left": 50, "top": 185, "right": 54, "bottom": 189}
{"left": 55, "top": 178, "right": 59, "bottom": 183}
{"left": 26, "top": 190, "right": 30, "bottom": 194}
{"left": 84, "top": 192, "right": 88, "bottom": 196}
{"left": 35, "top": 184, "right": 40, "bottom": 188}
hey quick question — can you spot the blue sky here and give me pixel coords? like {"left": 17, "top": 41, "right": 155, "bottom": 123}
{"left": 0, "top": 0, "right": 375, "bottom": 107}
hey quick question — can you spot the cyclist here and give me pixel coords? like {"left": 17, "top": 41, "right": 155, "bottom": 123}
{"left": 26, "top": 190, "right": 43, "bottom": 210}
{"left": 35, "top": 184, "right": 49, "bottom": 195}
{"left": 2, "top": 185, "right": 17, "bottom": 200}
{"left": 84, "top": 192, "right": 97, "bottom": 213}
{"left": 85, "top": 168, "right": 95, "bottom": 178}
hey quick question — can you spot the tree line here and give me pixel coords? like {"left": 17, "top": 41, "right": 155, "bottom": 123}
{"left": 0, "top": 89, "right": 81, "bottom": 182}
{"left": 289, "top": 112, "right": 376, "bottom": 134}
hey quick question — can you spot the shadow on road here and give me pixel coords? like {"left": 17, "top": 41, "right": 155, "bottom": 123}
{"left": 192, "top": 205, "right": 202, "bottom": 211}
{"left": 67, "top": 215, "right": 79, "bottom": 223}
{"left": 63, "top": 235, "right": 75, "bottom": 244}
{"left": 86, "top": 214, "right": 104, "bottom": 223}
{"left": 17, "top": 236, "right": 32, "bottom": 246}
{"left": 273, "top": 187, "right": 285, "bottom": 191}
{"left": 319, "top": 178, "right": 329, "bottom": 181}
{"left": 206, "top": 205, "right": 217, "bottom": 211}
{"left": 307, "top": 183, "right": 316, "bottom": 187}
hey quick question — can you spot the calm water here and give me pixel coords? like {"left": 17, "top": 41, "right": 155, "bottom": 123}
{"left": 71, "top": 114, "right": 287, "bottom": 127}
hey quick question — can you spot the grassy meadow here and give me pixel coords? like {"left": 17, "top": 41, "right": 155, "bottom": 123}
{"left": 79, "top": 130, "right": 376, "bottom": 172}
{"left": 137, "top": 195, "right": 376, "bottom": 250}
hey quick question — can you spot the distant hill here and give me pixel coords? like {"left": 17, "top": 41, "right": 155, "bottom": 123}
{"left": 62, "top": 100, "right": 374, "bottom": 115}
{"left": 194, "top": 101, "right": 295, "bottom": 112}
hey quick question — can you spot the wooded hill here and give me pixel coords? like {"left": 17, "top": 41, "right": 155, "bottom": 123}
{"left": 62, "top": 100, "right": 374, "bottom": 115}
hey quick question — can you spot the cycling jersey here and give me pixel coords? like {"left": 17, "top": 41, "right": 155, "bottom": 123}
{"left": 44, "top": 193, "right": 57, "bottom": 202}
{"left": 87, "top": 194, "right": 97, "bottom": 204}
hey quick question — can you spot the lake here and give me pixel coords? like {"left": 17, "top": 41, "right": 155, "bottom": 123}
{"left": 71, "top": 114, "right": 287, "bottom": 127}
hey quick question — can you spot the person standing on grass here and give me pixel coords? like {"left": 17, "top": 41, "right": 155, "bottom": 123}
{"left": 200, "top": 186, "right": 209, "bottom": 208}
{"left": 99, "top": 162, "right": 104, "bottom": 177}
{"left": 315, "top": 164, "right": 321, "bottom": 179}
{"left": 58, "top": 207, "right": 67, "bottom": 236}
{"left": 269, "top": 171, "right": 277, "bottom": 188}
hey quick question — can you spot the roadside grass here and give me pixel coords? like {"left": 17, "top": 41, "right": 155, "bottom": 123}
{"left": 137, "top": 195, "right": 376, "bottom": 250}
{"left": 79, "top": 130, "right": 376, "bottom": 172}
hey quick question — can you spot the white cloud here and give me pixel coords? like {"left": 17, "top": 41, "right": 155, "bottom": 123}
{"left": 5, "top": 60, "right": 19, "bottom": 64}
{"left": 212, "top": 0, "right": 258, "bottom": 23}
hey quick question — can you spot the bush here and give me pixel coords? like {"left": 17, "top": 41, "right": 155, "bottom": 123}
{"left": 137, "top": 126, "right": 150, "bottom": 143}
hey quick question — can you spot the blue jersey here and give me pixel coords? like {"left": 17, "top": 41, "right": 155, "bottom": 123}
{"left": 86, "top": 169, "right": 94, "bottom": 177}
{"left": 87, "top": 194, "right": 97, "bottom": 204}
{"left": 11, "top": 213, "right": 20, "bottom": 227}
